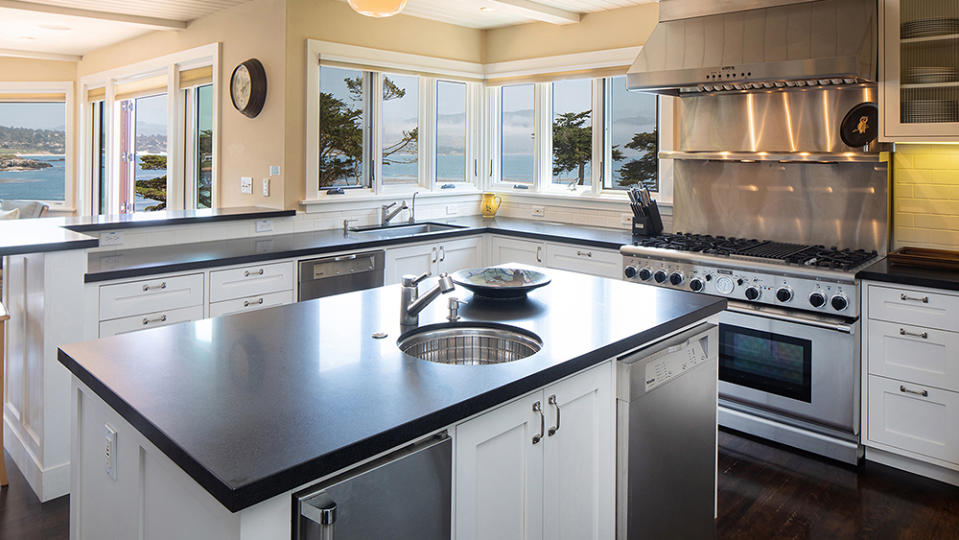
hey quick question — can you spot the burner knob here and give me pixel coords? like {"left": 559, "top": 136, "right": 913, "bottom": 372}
{"left": 809, "top": 292, "right": 826, "bottom": 308}
{"left": 669, "top": 272, "right": 684, "bottom": 286}
{"left": 689, "top": 278, "right": 704, "bottom": 292}
{"left": 624, "top": 266, "right": 638, "bottom": 279}
{"left": 654, "top": 270, "right": 667, "bottom": 283}
{"left": 744, "top": 286, "right": 761, "bottom": 301}
{"left": 831, "top": 294, "right": 849, "bottom": 312}
{"left": 776, "top": 287, "right": 794, "bottom": 303}
{"left": 638, "top": 268, "right": 652, "bottom": 281}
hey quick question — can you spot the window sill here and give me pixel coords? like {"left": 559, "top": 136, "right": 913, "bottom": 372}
{"left": 300, "top": 187, "right": 482, "bottom": 211}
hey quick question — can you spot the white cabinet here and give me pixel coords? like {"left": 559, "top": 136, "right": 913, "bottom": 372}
{"left": 868, "top": 374, "right": 959, "bottom": 466}
{"left": 208, "top": 261, "right": 294, "bottom": 303}
{"left": 98, "top": 305, "right": 205, "bottom": 337}
{"left": 490, "top": 236, "right": 545, "bottom": 266}
{"left": 209, "top": 290, "right": 295, "bottom": 318}
{"left": 98, "top": 273, "right": 205, "bottom": 337}
{"left": 384, "top": 236, "right": 484, "bottom": 284}
{"left": 455, "top": 361, "right": 613, "bottom": 540}
{"left": 545, "top": 243, "right": 622, "bottom": 279}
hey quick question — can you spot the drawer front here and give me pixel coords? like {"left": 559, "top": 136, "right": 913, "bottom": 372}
{"left": 209, "top": 261, "right": 294, "bottom": 303}
{"left": 545, "top": 243, "right": 622, "bottom": 279}
{"left": 868, "top": 374, "right": 959, "bottom": 465}
{"left": 100, "top": 274, "right": 204, "bottom": 321}
{"left": 209, "top": 290, "right": 293, "bottom": 318}
{"left": 99, "top": 305, "right": 204, "bottom": 338}
{"left": 868, "top": 284, "right": 959, "bottom": 332}
{"left": 868, "top": 319, "right": 959, "bottom": 391}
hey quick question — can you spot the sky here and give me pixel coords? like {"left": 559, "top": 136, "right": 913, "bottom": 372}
{"left": 0, "top": 102, "right": 65, "bottom": 131}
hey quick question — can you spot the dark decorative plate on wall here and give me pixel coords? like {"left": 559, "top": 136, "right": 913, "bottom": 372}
{"left": 451, "top": 266, "right": 551, "bottom": 299}
{"left": 840, "top": 102, "right": 878, "bottom": 148}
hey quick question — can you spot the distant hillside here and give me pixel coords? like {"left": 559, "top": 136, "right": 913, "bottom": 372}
{"left": 0, "top": 124, "right": 65, "bottom": 155}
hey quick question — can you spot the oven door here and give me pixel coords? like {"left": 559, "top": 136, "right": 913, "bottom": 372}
{"left": 718, "top": 304, "right": 859, "bottom": 433}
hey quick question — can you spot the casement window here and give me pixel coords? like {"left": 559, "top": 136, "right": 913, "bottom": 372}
{"left": 0, "top": 83, "right": 74, "bottom": 209}
{"left": 605, "top": 75, "right": 659, "bottom": 193}
{"left": 498, "top": 84, "right": 535, "bottom": 187}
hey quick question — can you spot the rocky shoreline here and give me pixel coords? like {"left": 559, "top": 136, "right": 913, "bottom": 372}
{"left": 0, "top": 156, "right": 53, "bottom": 171}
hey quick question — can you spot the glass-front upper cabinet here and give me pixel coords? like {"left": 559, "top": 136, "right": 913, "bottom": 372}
{"left": 881, "top": 0, "right": 959, "bottom": 141}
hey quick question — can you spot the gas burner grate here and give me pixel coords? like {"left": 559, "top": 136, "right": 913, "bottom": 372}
{"left": 737, "top": 242, "right": 811, "bottom": 260}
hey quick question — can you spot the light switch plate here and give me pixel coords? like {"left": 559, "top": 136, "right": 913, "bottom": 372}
{"left": 531, "top": 206, "right": 545, "bottom": 217}
{"left": 100, "top": 231, "right": 123, "bottom": 246}
{"left": 262, "top": 178, "right": 270, "bottom": 197}
{"left": 269, "top": 165, "right": 280, "bottom": 176}
{"left": 621, "top": 213, "right": 633, "bottom": 226}
{"left": 105, "top": 424, "right": 118, "bottom": 481}
{"left": 240, "top": 177, "right": 253, "bottom": 194}
{"left": 255, "top": 219, "right": 273, "bottom": 233}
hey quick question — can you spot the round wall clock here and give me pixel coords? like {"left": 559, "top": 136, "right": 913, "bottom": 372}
{"left": 230, "top": 58, "right": 267, "bottom": 118}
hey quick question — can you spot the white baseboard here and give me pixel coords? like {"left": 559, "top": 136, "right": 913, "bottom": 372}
{"left": 865, "top": 446, "right": 959, "bottom": 487}
{"left": 3, "top": 416, "right": 70, "bottom": 501}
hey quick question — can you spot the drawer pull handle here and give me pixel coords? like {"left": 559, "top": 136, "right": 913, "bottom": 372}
{"left": 899, "top": 385, "right": 929, "bottom": 398}
{"left": 536, "top": 246, "right": 542, "bottom": 263}
{"left": 243, "top": 298, "right": 265, "bottom": 308}
{"left": 899, "top": 293, "right": 929, "bottom": 304}
{"left": 244, "top": 269, "right": 265, "bottom": 277}
{"left": 142, "top": 314, "right": 167, "bottom": 326}
{"left": 547, "top": 394, "right": 561, "bottom": 436}
{"left": 899, "top": 328, "right": 928, "bottom": 339}
{"left": 576, "top": 250, "right": 593, "bottom": 258}
{"left": 532, "top": 401, "right": 544, "bottom": 445}
{"left": 142, "top": 282, "right": 167, "bottom": 292}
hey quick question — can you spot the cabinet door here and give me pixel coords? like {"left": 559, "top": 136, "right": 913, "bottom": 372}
{"left": 98, "top": 305, "right": 204, "bottom": 338}
{"left": 868, "top": 374, "right": 959, "bottom": 466}
{"left": 490, "top": 236, "right": 544, "bottom": 266}
{"left": 545, "top": 243, "right": 622, "bottom": 279}
{"left": 384, "top": 243, "right": 436, "bottom": 284}
{"left": 542, "top": 362, "right": 614, "bottom": 540}
{"left": 208, "top": 261, "right": 294, "bottom": 303}
{"left": 455, "top": 392, "right": 544, "bottom": 540}
{"left": 438, "top": 236, "right": 483, "bottom": 275}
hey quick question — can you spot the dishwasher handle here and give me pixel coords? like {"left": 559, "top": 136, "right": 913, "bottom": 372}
{"left": 301, "top": 491, "right": 337, "bottom": 540}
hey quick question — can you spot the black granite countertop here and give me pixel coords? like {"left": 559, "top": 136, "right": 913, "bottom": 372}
{"left": 856, "top": 257, "right": 959, "bottom": 292}
{"left": 59, "top": 206, "right": 295, "bottom": 233}
{"left": 86, "top": 217, "right": 636, "bottom": 282}
{"left": 0, "top": 219, "right": 98, "bottom": 256}
{"left": 58, "top": 268, "right": 724, "bottom": 512}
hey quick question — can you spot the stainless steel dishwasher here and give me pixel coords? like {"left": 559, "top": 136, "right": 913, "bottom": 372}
{"left": 297, "top": 250, "right": 385, "bottom": 301}
{"left": 617, "top": 323, "right": 718, "bottom": 540}
{"left": 294, "top": 434, "right": 451, "bottom": 540}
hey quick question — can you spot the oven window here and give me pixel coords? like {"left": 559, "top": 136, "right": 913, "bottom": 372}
{"left": 719, "top": 324, "right": 812, "bottom": 403}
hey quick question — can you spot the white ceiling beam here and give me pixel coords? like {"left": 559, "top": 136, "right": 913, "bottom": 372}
{"left": 0, "top": 47, "right": 81, "bottom": 62}
{"left": 0, "top": 0, "right": 187, "bottom": 30}
{"left": 485, "top": 0, "right": 580, "bottom": 25}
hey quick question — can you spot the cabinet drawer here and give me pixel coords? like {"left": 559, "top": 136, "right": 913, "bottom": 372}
{"left": 868, "top": 285, "right": 959, "bottom": 332}
{"left": 867, "top": 374, "right": 959, "bottom": 466}
{"left": 99, "top": 305, "right": 204, "bottom": 338}
{"left": 545, "top": 243, "right": 621, "bottom": 279}
{"left": 868, "top": 319, "right": 959, "bottom": 392}
{"left": 209, "top": 290, "right": 293, "bottom": 318}
{"left": 99, "top": 274, "right": 204, "bottom": 321}
{"left": 209, "top": 261, "right": 294, "bottom": 303}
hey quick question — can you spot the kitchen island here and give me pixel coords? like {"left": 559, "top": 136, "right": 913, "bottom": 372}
{"left": 58, "top": 267, "right": 724, "bottom": 538}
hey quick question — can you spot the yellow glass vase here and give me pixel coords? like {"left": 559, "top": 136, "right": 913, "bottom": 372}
{"left": 481, "top": 192, "right": 502, "bottom": 218}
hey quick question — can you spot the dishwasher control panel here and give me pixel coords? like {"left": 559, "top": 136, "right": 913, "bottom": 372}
{"left": 644, "top": 337, "right": 709, "bottom": 392}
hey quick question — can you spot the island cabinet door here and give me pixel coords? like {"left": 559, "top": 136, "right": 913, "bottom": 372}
{"left": 542, "top": 361, "right": 615, "bottom": 540}
{"left": 437, "top": 237, "right": 484, "bottom": 275}
{"left": 455, "top": 391, "right": 545, "bottom": 540}
{"left": 384, "top": 243, "right": 437, "bottom": 284}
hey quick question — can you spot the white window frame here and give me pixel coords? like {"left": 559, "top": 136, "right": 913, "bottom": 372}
{"left": 78, "top": 43, "right": 220, "bottom": 215}
{"left": 0, "top": 81, "right": 75, "bottom": 211}
{"left": 182, "top": 82, "right": 215, "bottom": 210}
{"left": 304, "top": 40, "right": 485, "bottom": 206}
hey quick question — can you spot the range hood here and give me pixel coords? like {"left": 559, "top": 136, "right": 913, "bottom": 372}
{"left": 627, "top": 0, "right": 877, "bottom": 96}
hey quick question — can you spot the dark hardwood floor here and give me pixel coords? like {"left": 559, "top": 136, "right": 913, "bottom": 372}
{"left": 1, "top": 433, "right": 958, "bottom": 539}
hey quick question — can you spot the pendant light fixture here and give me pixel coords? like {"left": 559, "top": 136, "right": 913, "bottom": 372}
{"left": 347, "top": 0, "right": 409, "bottom": 17}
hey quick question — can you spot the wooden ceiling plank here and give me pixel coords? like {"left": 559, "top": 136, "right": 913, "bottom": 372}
{"left": 0, "top": 0, "right": 188, "bottom": 29}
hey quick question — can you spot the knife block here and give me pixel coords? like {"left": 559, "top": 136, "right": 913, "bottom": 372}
{"left": 631, "top": 201, "right": 664, "bottom": 237}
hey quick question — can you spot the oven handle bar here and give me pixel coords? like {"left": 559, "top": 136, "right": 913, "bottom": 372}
{"left": 726, "top": 304, "right": 853, "bottom": 334}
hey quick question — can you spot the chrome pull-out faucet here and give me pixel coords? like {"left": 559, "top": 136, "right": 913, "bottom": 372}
{"left": 381, "top": 201, "right": 408, "bottom": 226}
{"left": 401, "top": 273, "right": 455, "bottom": 327}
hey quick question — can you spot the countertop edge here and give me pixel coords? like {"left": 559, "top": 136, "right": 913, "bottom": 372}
{"left": 1, "top": 237, "right": 99, "bottom": 257}
{"left": 64, "top": 208, "right": 296, "bottom": 233}
{"left": 856, "top": 258, "right": 959, "bottom": 293}
{"left": 58, "top": 298, "right": 725, "bottom": 513}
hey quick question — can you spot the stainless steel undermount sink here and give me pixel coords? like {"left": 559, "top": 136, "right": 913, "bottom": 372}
{"left": 352, "top": 222, "right": 465, "bottom": 238}
{"left": 397, "top": 323, "right": 542, "bottom": 365}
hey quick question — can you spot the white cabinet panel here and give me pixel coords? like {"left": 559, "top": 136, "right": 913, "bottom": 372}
{"left": 545, "top": 243, "right": 622, "bottom": 279}
{"left": 209, "top": 290, "right": 294, "bottom": 318}
{"left": 868, "top": 285, "right": 959, "bottom": 333}
{"left": 384, "top": 243, "right": 436, "bottom": 285}
{"left": 867, "top": 319, "right": 959, "bottom": 392}
{"left": 438, "top": 237, "right": 483, "bottom": 275}
{"left": 99, "top": 274, "right": 204, "bottom": 321}
{"left": 542, "top": 362, "right": 614, "bottom": 540}
{"left": 209, "top": 261, "right": 294, "bottom": 303}
{"left": 490, "top": 236, "right": 544, "bottom": 266}
{"left": 868, "top": 374, "right": 959, "bottom": 466}
{"left": 455, "top": 392, "right": 544, "bottom": 540}
{"left": 99, "top": 305, "right": 204, "bottom": 337}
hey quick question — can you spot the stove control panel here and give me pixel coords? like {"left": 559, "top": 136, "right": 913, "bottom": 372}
{"left": 622, "top": 255, "right": 859, "bottom": 317}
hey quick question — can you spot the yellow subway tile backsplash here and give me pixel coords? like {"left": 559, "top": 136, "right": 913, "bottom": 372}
{"left": 914, "top": 184, "right": 959, "bottom": 200}
{"left": 892, "top": 144, "right": 959, "bottom": 250}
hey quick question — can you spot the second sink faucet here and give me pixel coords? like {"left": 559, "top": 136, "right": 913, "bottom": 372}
{"left": 401, "top": 272, "right": 455, "bottom": 327}
{"left": 381, "top": 200, "right": 408, "bottom": 226}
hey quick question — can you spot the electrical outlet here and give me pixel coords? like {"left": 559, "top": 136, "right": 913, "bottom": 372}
{"left": 105, "top": 424, "right": 118, "bottom": 481}
{"left": 262, "top": 178, "right": 270, "bottom": 197}
{"left": 100, "top": 231, "right": 123, "bottom": 246}
{"left": 531, "top": 206, "right": 545, "bottom": 217}
{"left": 240, "top": 177, "right": 253, "bottom": 194}
{"left": 621, "top": 213, "right": 634, "bottom": 226}
{"left": 255, "top": 219, "right": 273, "bottom": 233}
{"left": 269, "top": 165, "right": 280, "bottom": 176}
{"left": 446, "top": 205, "right": 458, "bottom": 216}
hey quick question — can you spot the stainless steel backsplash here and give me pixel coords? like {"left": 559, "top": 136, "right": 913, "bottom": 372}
{"left": 672, "top": 160, "right": 889, "bottom": 253}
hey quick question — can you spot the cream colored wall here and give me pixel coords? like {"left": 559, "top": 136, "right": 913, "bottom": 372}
{"left": 77, "top": 0, "right": 287, "bottom": 209}
{"left": 484, "top": 3, "right": 658, "bottom": 63}
{"left": 0, "top": 57, "right": 76, "bottom": 81}
{"left": 892, "top": 145, "right": 959, "bottom": 250}
{"left": 282, "top": 0, "right": 485, "bottom": 209}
